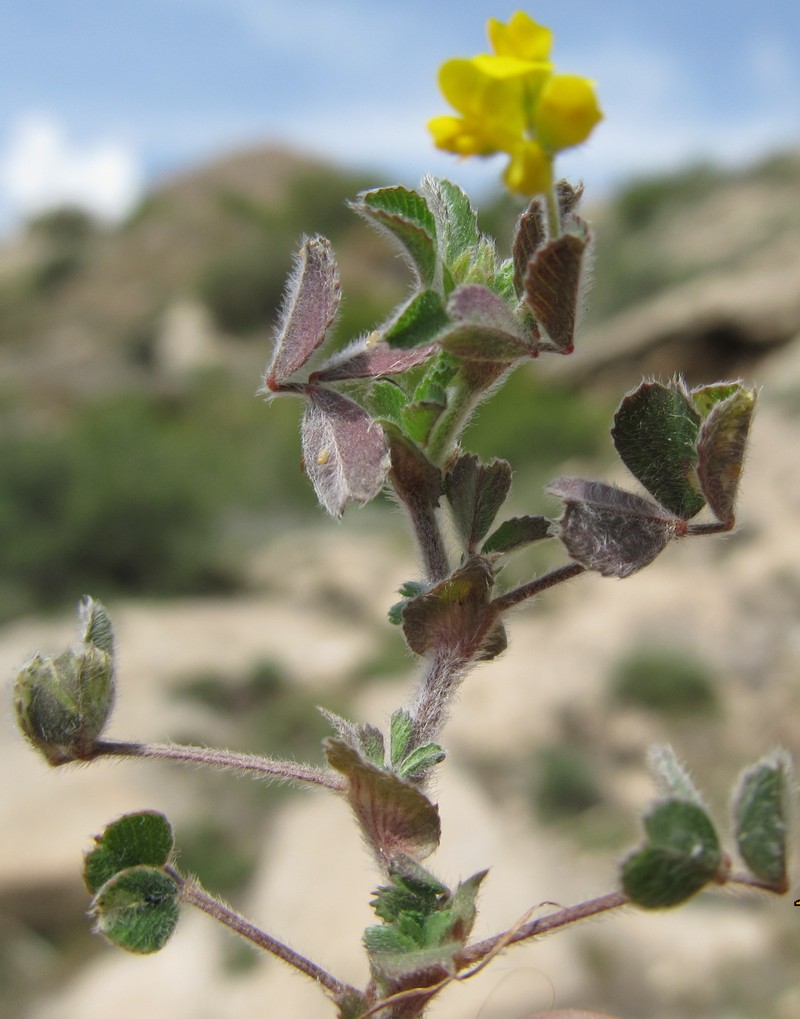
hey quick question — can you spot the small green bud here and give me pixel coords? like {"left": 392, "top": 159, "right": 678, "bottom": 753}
{"left": 14, "top": 641, "right": 115, "bottom": 766}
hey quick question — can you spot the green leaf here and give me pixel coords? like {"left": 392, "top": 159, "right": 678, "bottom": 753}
{"left": 79, "top": 596, "right": 115, "bottom": 656}
{"left": 422, "top": 177, "right": 480, "bottom": 269}
{"left": 481, "top": 515, "right": 552, "bottom": 555}
{"left": 357, "top": 724, "right": 386, "bottom": 767}
{"left": 622, "top": 845, "right": 717, "bottom": 909}
{"left": 426, "top": 869, "right": 487, "bottom": 946}
{"left": 367, "top": 379, "right": 408, "bottom": 427}
{"left": 90, "top": 865, "right": 180, "bottom": 954}
{"left": 353, "top": 186, "right": 438, "bottom": 286}
{"left": 734, "top": 751, "right": 790, "bottom": 890}
{"left": 325, "top": 739, "right": 441, "bottom": 862}
{"left": 85, "top": 810, "right": 175, "bottom": 894}
{"left": 696, "top": 385, "right": 757, "bottom": 526}
{"left": 363, "top": 924, "right": 417, "bottom": 954}
{"left": 388, "top": 581, "right": 429, "bottom": 626}
{"left": 396, "top": 742, "right": 446, "bottom": 780}
{"left": 612, "top": 380, "right": 705, "bottom": 519}
{"left": 444, "top": 454, "right": 512, "bottom": 553}
{"left": 402, "top": 388, "right": 447, "bottom": 446}
{"left": 647, "top": 745, "right": 705, "bottom": 808}
{"left": 384, "top": 290, "right": 449, "bottom": 350}
{"left": 691, "top": 382, "right": 743, "bottom": 418}
{"left": 390, "top": 709, "right": 414, "bottom": 767}
{"left": 622, "top": 799, "right": 722, "bottom": 908}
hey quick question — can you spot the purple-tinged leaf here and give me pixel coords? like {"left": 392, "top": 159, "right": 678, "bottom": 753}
{"left": 437, "top": 325, "right": 535, "bottom": 363}
{"left": 300, "top": 386, "right": 389, "bottom": 518}
{"left": 612, "top": 379, "right": 705, "bottom": 519}
{"left": 556, "top": 178, "right": 585, "bottom": 222}
{"left": 512, "top": 199, "right": 546, "bottom": 297}
{"left": 384, "top": 423, "right": 443, "bottom": 509}
{"left": 263, "top": 236, "right": 340, "bottom": 390}
{"left": 438, "top": 284, "right": 537, "bottom": 362}
{"left": 547, "top": 477, "right": 686, "bottom": 578}
{"left": 313, "top": 333, "right": 437, "bottom": 382}
{"left": 448, "top": 284, "right": 527, "bottom": 339}
{"left": 512, "top": 182, "right": 585, "bottom": 295}
{"left": 696, "top": 385, "right": 757, "bottom": 527}
{"left": 524, "top": 227, "right": 590, "bottom": 354}
{"left": 402, "top": 557, "right": 497, "bottom": 657}
{"left": 325, "top": 738, "right": 441, "bottom": 864}
{"left": 481, "top": 515, "right": 552, "bottom": 555}
{"left": 444, "top": 454, "right": 512, "bottom": 553}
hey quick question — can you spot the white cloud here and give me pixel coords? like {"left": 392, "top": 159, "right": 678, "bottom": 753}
{"left": 0, "top": 113, "right": 143, "bottom": 228}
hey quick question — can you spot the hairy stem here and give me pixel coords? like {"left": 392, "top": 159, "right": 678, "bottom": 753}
{"left": 459, "top": 890, "right": 629, "bottom": 966}
{"left": 173, "top": 869, "right": 358, "bottom": 999}
{"left": 426, "top": 363, "right": 509, "bottom": 465}
{"left": 408, "top": 647, "right": 470, "bottom": 749}
{"left": 491, "top": 562, "right": 586, "bottom": 613}
{"left": 404, "top": 494, "right": 450, "bottom": 582}
{"left": 90, "top": 740, "right": 345, "bottom": 791}
{"left": 687, "top": 520, "right": 734, "bottom": 536}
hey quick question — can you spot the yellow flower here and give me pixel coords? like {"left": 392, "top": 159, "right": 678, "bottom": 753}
{"left": 428, "top": 11, "right": 602, "bottom": 197}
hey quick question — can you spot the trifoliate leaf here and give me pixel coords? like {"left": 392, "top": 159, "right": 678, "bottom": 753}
{"left": 622, "top": 799, "right": 722, "bottom": 908}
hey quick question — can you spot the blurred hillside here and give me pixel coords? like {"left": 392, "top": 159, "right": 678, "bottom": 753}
{"left": 1, "top": 145, "right": 799, "bottom": 620}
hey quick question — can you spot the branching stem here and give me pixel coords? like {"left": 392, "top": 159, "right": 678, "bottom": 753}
{"left": 90, "top": 740, "right": 345, "bottom": 791}
{"left": 459, "top": 890, "right": 629, "bottom": 966}
{"left": 172, "top": 869, "right": 358, "bottom": 999}
{"left": 491, "top": 562, "right": 586, "bottom": 613}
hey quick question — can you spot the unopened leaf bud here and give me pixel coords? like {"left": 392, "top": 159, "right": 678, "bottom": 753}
{"left": 14, "top": 642, "right": 115, "bottom": 765}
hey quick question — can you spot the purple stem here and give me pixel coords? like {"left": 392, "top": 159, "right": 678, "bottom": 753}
{"left": 491, "top": 562, "right": 586, "bottom": 613}
{"left": 91, "top": 740, "right": 345, "bottom": 792}
{"left": 173, "top": 869, "right": 358, "bottom": 999}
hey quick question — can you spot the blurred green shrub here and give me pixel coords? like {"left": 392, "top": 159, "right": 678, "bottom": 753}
{"left": 0, "top": 378, "right": 314, "bottom": 620}
{"left": 609, "top": 647, "right": 718, "bottom": 716}
{"left": 531, "top": 745, "right": 603, "bottom": 823}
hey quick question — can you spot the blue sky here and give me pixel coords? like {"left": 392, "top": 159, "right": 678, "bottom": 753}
{"left": 0, "top": 1, "right": 798, "bottom": 232}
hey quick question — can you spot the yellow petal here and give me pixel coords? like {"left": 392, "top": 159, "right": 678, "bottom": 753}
{"left": 439, "top": 58, "right": 529, "bottom": 137}
{"left": 428, "top": 115, "right": 498, "bottom": 156}
{"left": 503, "top": 141, "right": 553, "bottom": 196}
{"left": 534, "top": 74, "right": 604, "bottom": 152}
{"left": 488, "top": 11, "right": 553, "bottom": 62}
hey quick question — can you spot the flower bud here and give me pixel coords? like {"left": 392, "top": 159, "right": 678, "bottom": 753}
{"left": 14, "top": 640, "right": 115, "bottom": 766}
